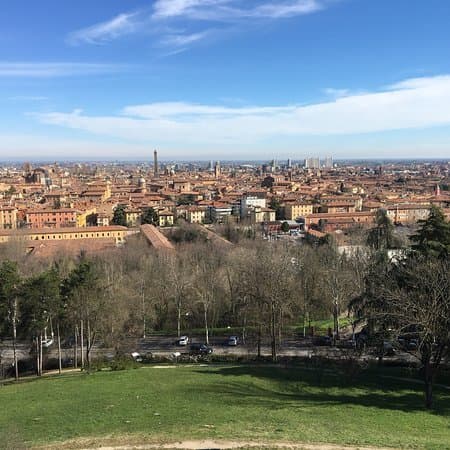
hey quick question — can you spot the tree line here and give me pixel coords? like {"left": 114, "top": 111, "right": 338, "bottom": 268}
{"left": 0, "top": 206, "right": 449, "bottom": 408}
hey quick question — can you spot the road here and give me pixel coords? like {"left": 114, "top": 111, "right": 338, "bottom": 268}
{"left": 0, "top": 334, "right": 418, "bottom": 369}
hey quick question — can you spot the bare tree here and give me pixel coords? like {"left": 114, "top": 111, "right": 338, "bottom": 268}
{"left": 352, "top": 255, "right": 450, "bottom": 409}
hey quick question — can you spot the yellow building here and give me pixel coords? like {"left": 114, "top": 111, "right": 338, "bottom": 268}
{"left": 251, "top": 207, "right": 276, "bottom": 223}
{"left": 0, "top": 226, "right": 128, "bottom": 245}
{"left": 125, "top": 210, "right": 141, "bottom": 227}
{"left": 284, "top": 203, "right": 314, "bottom": 220}
{"left": 76, "top": 208, "right": 97, "bottom": 227}
{"left": 0, "top": 207, "right": 18, "bottom": 229}
{"left": 158, "top": 210, "right": 174, "bottom": 227}
{"left": 186, "top": 207, "right": 206, "bottom": 224}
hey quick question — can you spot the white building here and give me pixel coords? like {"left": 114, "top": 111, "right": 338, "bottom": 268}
{"left": 240, "top": 195, "right": 267, "bottom": 219}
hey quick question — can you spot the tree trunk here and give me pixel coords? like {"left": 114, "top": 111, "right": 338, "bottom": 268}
{"left": 57, "top": 323, "right": 62, "bottom": 374}
{"left": 35, "top": 337, "right": 40, "bottom": 376}
{"left": 74, "top": 325, "right": 78, "bottom": 369}
{"left": 333, "top": 299, "right": 340, "bottom": 343}
{"left": 39, "top": 332, "right": 43, "bottom": 376}
{"left": 204, "top": 304, "right": 209, "bottom": 345}
{"left": 142, "top": 290, "right": 146, "bottom": 339}
{"left": 12, "top": 299, "right": 18, "bottom": 381}
{"left": 86, "top": 319, "right": 91, "bottom": 370}
{"left": 425, "top": 375, "right": 433, "bottom": 409}
{"left": 177, "top": 303, "right": 181, "bottom": 338}
{"left": 278, "top": 309, "right": 283, "bottom": 347}
{"left": 271, "top": 303, "right": 277, "bottom": 362}
{"left": 257, "top": 324, "right": 261, "bottom": 358}
{"left": 80, "top": 320, "right": 84, "bottom": 370}
{"left": 302, "top": 313, "right": 306, "bottom": 338}
{"left": 423, "top": 356, "right": 434, "bottom": 409}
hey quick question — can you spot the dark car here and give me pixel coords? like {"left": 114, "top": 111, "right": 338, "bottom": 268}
{"left": 313, "top": 335, "right": 332, "bottom": 346}
{"left": 227, "top": 336, "right": 239, "bottom": 346}
{"left": 189, "top": 343, "right": 213, "bottom": 356}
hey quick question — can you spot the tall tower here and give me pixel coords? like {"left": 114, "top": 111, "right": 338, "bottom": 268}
{"left": 214, "top": 161, "right": 221, "bottom": 179}
{"left": 153, "top": 150, "right": 159, "bottom": 177}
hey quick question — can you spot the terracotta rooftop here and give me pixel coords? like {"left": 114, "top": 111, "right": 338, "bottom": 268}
{"left": 140, "top": 224, "right": 175, "bottom": 251}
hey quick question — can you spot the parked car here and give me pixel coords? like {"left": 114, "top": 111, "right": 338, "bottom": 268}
{"left": 189, "top": 343, "right": 213, "bottom": 356}
{"left": 131, "top": 352, "right": 143, "bottom": 362}
{"left": 313, "top": 335, "right": 332, "bottom": 346}
{"left": 176, "top": 336, "right": 189, "bottom": 346}
{"left": 382, "top": 340, "right": 395, "bottom": 356}
{"left": 42, "top": 338, "right": 54, "bottom": 348}
{"left": 398, "top": 336, "right": 419, "bottom": 351}
{"left": 227, "top": 336, "right": 239, "bottom": 346}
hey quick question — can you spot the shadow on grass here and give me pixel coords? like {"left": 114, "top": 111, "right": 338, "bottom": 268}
{"left": 194, "top": 365, "right": 450, "bottom": 415}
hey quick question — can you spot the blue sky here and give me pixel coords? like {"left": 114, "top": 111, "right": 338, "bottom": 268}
{"left": 1, "top": 0, "right": 450, "bottom": 160}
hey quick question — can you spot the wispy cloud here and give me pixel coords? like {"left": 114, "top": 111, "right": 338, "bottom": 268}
{"left": 67, "top": 12, "right": 141, "bottom": 45}
{"left": 0, "top": 62, "right": 123, "bottom": 78}
{"left": 159, "top": 30, "right": 212, "bottom": 48}
{"left": 9, "top": 95, "right": 49, "bottom": 101}
{"left": 67, "top": 0, "right": 330, "bottom": 51}
{"left": 152, "top": 0, "right": 323, "bottom": 20}
{"left": 34, "top": 75, "right": 450, "bottom": 145}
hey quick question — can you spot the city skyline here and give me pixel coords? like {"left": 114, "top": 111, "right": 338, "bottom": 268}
{"left": 1, "top": 0, "right": 450, "bottom": 159}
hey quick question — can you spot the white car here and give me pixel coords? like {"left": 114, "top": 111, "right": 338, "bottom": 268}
{"left": 176, "top": 336, "right": 189, "bottom": 346}
{"left": 227, "top": 336, "right": 239, "bottom": 346}
{"left": 42, "top": 338, "right": 53, "bottom": 348}
{"left": 131, "top": 352, "right": 143, "bottom": 362}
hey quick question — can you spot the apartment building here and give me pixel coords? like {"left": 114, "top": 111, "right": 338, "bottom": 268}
{"left": 0, "top": 207, "right": 18, "bottom": 229}
{"left": 386, "top": 204, "right": 430, "bottom": 224}
{"left": 284, "top": 202, "right": 314, "bottom": 220}
{"left": 251, "top": 207, "right": 276, "bottom": 224}
{"left": 26, "top": 208, "right": 77, "bottom": 229}
{"left": 186, "top": 206, "right": 207, "bottom": 224}
{"left": 0, "top": 226, "right": 128, "bottom": 245}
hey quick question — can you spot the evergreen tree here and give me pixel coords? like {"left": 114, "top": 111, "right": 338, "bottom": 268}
{"left": 281, "top": 221, "right": 290, "bottom": 233}
{"left": 367, "top": 209, "right": 397, "bottom": 250}
{"left": 111, "top": 205, "right": 127, "bottom": 227}
{"left": 410, "top": 206, "right": 450, "bottom": 258}
{"left": 141, "top": 207, "right": 158, "bottom": 225}
{"left": 0, "top": 261, "right": 21, "bottom": 379}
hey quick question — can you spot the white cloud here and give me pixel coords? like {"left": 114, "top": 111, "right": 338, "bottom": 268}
{"left": 0, "top": 62, "right": 122, "bottom": 77}
{"left": 34, "top": 75, "right": 450, "bottom": 145}
{"left": 242, "top": 0, "right": 323, "bottom": 19}
{"left": 152, "top": 0, "right": 323, "bottom": 20}
{"left": 122, "top": 102, "right": 294, "bottom": 118}
{"left": 67, "top": 13, "right": 141, "bottom": 45}
{"left": 152, "top": 0, "right": 231, "bottom": 19}
{"left": 67, "top": 0, "right": 328, "bottom": 50}
{"left": 322, "top": 88, "right": 350, "bottom": 98}
{"left": 159, "top": 30, "right": 211, "bottom": 47}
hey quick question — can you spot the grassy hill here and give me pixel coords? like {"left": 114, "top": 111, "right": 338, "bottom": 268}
{"left": 0, "top": 364, "right": 449, "bottom": 449}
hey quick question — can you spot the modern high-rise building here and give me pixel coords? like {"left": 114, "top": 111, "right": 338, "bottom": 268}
{"left": 323, "top": 156, "right": 333, "bottom": 169}
{"left": 304, "top": 157, "right": 320, "bottom": 169}
{"left": 153, "top": 150, "right": 159, "bottom": 177}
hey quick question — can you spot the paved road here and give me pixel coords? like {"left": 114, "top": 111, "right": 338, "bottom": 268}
{"left": 0, "top": 334, "right": 418, "bottom": 367}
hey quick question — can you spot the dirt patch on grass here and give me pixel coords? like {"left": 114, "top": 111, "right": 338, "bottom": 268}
{"left": 38, "top": 437, "right": 398, "bottom": 450}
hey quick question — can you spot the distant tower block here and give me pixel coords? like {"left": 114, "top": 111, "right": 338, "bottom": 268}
{"left": 435, "top": 184, "right": 441, "bottom": 197}
{"left": 138, "top": 177, "right": 147, "bottom": 193}
{"left": 214, "top": 161, "right": 221, "bottom": 178}
{"left": 153, "top": 150, "right": 159, "bottom": 177}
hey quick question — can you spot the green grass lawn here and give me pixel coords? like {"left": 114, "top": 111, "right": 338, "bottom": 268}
{"left": 0, "top": 364, "right": 449, "bottom": 449}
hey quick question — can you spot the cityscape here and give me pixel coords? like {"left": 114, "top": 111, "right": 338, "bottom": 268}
{"left": 1, "top": 1, "right": 450, "bottom": 450}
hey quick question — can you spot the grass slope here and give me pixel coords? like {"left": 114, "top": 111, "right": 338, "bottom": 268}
{"left": 0, "top": 365, "right": 449, "bottom": 449}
